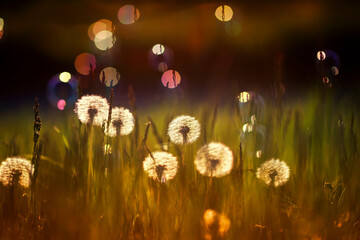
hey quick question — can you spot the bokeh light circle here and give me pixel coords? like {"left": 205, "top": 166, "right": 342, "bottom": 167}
{"left": 152, "top": 44, "right": 165, "bottom": 55}
{"left": 94, "top": 30, "right": 115, "bottom": 51}
{"left": 47, "top": 73, "right": 78, "bottom": 110}
{"left": 57, "top": 99, "right": 66, "bottom": 110}
{"left": 59, "top": 72, "right": 71, "bottom": 83}
{"left": 0, "top": 18, "right": 4, "bottom": 39}
{"left": 215, "top": 5, "right": 233, "bottom": 22}
{"left": 99, "top": 67, "right": 120, "bottom": 87}
{"left": 0, "top": 18, "right": 4, "bottom": 32}
{"left": 118, "top": 5, "right": 140, "bottom": 25}
{"left": 317, "top": 51, "right": 326, "bottom": 61}
{"left": 88, "top": 19, "right": 114, "bottom": 41}
{"left": 74, "top": 53, "right": 96, "bottom": 75}
{"left": 161, "top": 70, "right": 181, "bottom": 89}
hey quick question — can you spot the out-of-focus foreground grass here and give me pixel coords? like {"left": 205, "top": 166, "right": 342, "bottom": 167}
{"left": 0, "top": 87, "right": 359, "bottom": 240}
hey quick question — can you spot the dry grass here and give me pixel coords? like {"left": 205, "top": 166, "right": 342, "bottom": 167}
{"left": 0, "top": 87, "right": 359, "bottom": 240}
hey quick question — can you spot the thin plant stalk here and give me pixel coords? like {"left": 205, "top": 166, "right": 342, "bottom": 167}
{"left": 86, "top": 124, "right": 94, "bottom": 204}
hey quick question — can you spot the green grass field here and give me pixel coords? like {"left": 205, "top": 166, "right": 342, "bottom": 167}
{"left": 0, "top": 86, "right": 359, "bottom": 240}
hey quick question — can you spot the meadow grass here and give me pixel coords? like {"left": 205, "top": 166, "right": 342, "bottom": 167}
{"left": 0, "top": 86, "right": 359, "bottom": 240}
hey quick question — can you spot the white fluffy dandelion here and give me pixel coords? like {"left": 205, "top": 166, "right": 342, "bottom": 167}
{"left": 74, "top": 95, "right": 109, "bottom": 126}
{"left": 143, "top": 151, "right": 178, "bottom": 182}
{"left": 105, "top": 107, "right": 135, "bottom": 137}
{"left": 194, "top": 142, "right": 233, "bottom": 178}
{"left": 168, "top": 115, "right": 201, "bottom": 145}
{"left": 0, "top": 157, "right": 33, "bottom": 188}
{"left": 256, "top": 158, "right": 290, "bottom": 187}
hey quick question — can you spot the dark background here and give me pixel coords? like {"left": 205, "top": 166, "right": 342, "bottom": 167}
{"left": 0, "top": 0, "right": 359, "bottom": 110}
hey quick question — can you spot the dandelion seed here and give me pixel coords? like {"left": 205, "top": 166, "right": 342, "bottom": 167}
{"left": 168, "top": 115, "right": 201, "bottom": 145}
{"left": 143, "top": 151, "right": 178, "bottom": 182}
{"left": 105, "top": 107, "right": 135, "bottom": 137}
{"left": 256, "top": 158, "right": 290, "bottom": 187}
{"left": 0, "top": 157, "right": 33, "bottom": 188}
{"left": 194, "top": 142, "right": 233, "bottom": 178}
{"left": 74, "top": 95, "right": 109, "bottom": 126}
{"left": 203, "top": 209, "right": 231, "bottom": 239}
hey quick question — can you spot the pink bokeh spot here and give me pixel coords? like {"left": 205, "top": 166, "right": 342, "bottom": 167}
{"left": 57, "top": 99, "right": 66, "bottom": 110}
{"left": 161, "top": 70, "right": 181, "bottom": 89}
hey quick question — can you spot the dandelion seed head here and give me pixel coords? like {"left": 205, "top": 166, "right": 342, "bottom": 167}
{"left": 256, "top": 158, "right": 290, "bottom": 187}
{"left": 74, "top": 95, "right": 109, "bottom": 126}
{"left": 168, "top": 115, "right": 201, "bottom": 145}
{"left": 0, "top": 157, "right": 33, "bottom": 188}
{"left": 143, "top": 151, "right": 178, "bottom": 182}
{"left": 105, "top": 107, "right": 135, "bottom": 137}
{"left": 195, "top": 142, "right": 233, "bottom": 178}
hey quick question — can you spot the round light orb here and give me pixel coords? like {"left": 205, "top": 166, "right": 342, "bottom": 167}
{"left": 238, "top": 91, "right": 250, "bottom": 103}
{"left": 0, "top": 18, "right": 4, "bottom": 32}
{"left": 59, "top": 72, "right": 71, "bottom": 83}
{"left": 94, "top": 30, "right": 115, "bottom": 51}
{"left": 88, "top": 19, "right": 113, "bottom": 41}
{"left": 152, "top": 44, "right": 165, "bottom": 55}
{"left": 99, "top": 67, "right": 120, "bottom": 87}
{"left": 215, "top": 5, "right": 233, "bottom": 22}
{"left": 74, "top": 53, "right": 96, "bottom": 75}
{"left": 161, "top": 70, "right": 181, "bottom": 89}
{"left": 118, "top": 5, "right": 140, "bottom": 25}
{"left": 57, "top": 99, "right": 66, "bottom": 110}
{"left": 317, "top": 51, "right": 326, "bottom": 61}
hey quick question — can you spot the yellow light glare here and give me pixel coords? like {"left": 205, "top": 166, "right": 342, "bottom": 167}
{"left": 242, "top": 123, "right": 253, "bottom": 133}
{"left": 317, "top": 51, "right": 326, "bottom": 61}
{"left": 94, "top": 30, "right": 115, "bottom": 51}
{"left": 238, "top": 91, "right": 250, "bottom": 103}
{"left": 59, "top": 72, "right": 71, "bottom": 83}
{"left": 0, "top": 18, "right": 4, "bottom": 32}
{"left": 215, "top": 5, "right": 233, "bottom": 22}
{"left": 152, "top": 44, "right": 165, "bottom": 55}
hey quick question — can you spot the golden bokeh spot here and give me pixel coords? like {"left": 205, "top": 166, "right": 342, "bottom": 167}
{"left": 152, "top": 44, "right": 165, "bottom": 55}
{"left": 74, "top": 53, "right": 96, "bottom": 75}
{"left": 317, "top": 51, "right": 326, "bottom": 61}
{"left": 242, "top": 123, "right": 253, "bottom": 133}
{"left": 238, "top": 91, "right": 250, "bottom": 103}
{"left": 99, "top": 67, "right": 120, "bottom": 87}
{"left": 88, "top": 19, "right": 113, "bottom": 41}
{"left": 203, "top": 209, "right": 231, "bottom": 239}
{"left": 118, "top": 5, "right": 140, "bottom": 25}
{"left": 59, "top": 72, "right": 71, "bottom": 83}
{"left": 0, "top": 18, "right": 4, "bottom": 32}
{"left": 215, "top": 5, "right": 233, "bottom": 22}
{"left": 94, "top": 30, "right": 115, "bottom": 51}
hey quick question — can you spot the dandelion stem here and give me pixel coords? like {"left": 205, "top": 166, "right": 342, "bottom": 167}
{"left": 86, "top": 124, "right": 94, "bottom": 204}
